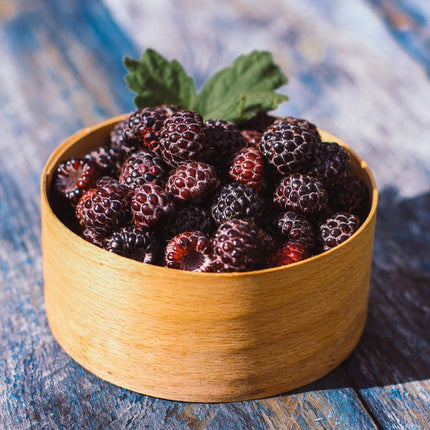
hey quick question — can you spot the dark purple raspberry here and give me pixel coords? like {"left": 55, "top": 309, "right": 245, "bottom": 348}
{"left": 163, "top": 204, "right": 214, "bottom": 239}
{"left": 104, "top": 225, "right": 160, "bottom": 264}
{"left": 119, "top": 150, "right": 168, "bottom": 190}
{"left": 240, "top": 129, "right": 262, "bottom": 147}
{"left": 52, "top": 157, "right": 98, "bottom": 205}
{"left": 319, "top": 212, "right": 360, "bottom": 251}
{"left": 273, "top": 174, "right": 327, "bottom": 214}
{"left": 311, "top": 141, "right": 351, "bottom": 186}
{"left": 277, "top": 211, "right": 315, "bottom": 249}
{"left": 166, "top": 161, "right": 220, "bottom": 204}
{"left": 159, "top": 110, "right": 208, "bottom": 167}
{"left": 84, "top": 145, "right": 125, "bottom": 178}
{"left": 211, "top": 219, "right": 266, "bottom": 272}
{"left": 260, "top": 118, "right": 319, "bottom": 175}
{"left": 122, "top": 107, "right": 167, "bottom": 153}
{"left": 265, "top": 241, "right": 308, "bottom": 268}
{"left": 211, "top": 183, "right": 266, "bottom": 226}
{"left": 205, "top": 119, "right": 246, "bottom": 169}
{"left": 229, "top": 147, "right": 265, "bottom": 193}
{"left": 164, "top": 231, "right": 213, "bottom": 272}
{"left": 274, "top": 116, "right": 322, "bottom": 144}
{"left": 131, "top": 183, "right": 174, "bottom": 230}
{"left": 81, "top": 227, "right": 105, "bottom": 248}
{"left": 331, "top": 175, "right": 369, "bottom": 214}
{"left": 76, "top": 177, "right": 131, "bottom": 235}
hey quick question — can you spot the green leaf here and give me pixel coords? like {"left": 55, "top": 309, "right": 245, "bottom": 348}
{"left": 195, "top": 51, "right": 288, "bottom": 122}
{"left": 124, "top": 49, "right": 197, "bottom": 109}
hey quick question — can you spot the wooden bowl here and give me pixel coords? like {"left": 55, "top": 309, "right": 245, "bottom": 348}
{"left": 41, "top": 115, "right": 378, "bottom": 402}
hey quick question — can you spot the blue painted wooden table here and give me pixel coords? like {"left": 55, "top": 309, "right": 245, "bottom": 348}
{"left": 1, "top": 0, "right": 430, "bottom": 428}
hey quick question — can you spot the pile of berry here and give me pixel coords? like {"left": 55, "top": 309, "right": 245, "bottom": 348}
{"left": 51, "top": 106, "right": 369, "bottom": 272}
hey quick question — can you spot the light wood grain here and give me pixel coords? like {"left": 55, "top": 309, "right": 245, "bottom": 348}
{"left": 41, "top": 117, "right": 378, "bottom": 402}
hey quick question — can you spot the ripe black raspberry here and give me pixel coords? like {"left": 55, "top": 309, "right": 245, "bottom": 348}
{"left": 163, "top": 204, "right": 214, "bottom": 239}
{"left": 52, "top": 157, "right": 98, "bottom": 205}
{"left": 166, "top": 161, "right": 220, "bottom": 204}
{"left": 319, "top": 212, "right": 360, "bottom": 251}
{"left": 205, "top": 119, "right": 246, "bottom": 168}
{"left": 159, "top": 110, "right": 207, "bottom": 167}
{"left": 76, "top": 177, "right": 131, "bottom": 235}
{"left": 266, "top": 241, "right": 308, "bottom": 268}
{"left": 260, "top": 118, "right": 319, "bottom": 175}
{"left": 311, "top": 141, "right": 351, "bottom": 186}
{"left": 164, "top": 231, "right": 213, "bottom": 272}
{"left": 274, "top": 116, "right": 322, "bottom": 144}
{"left": 119, "top": 150, "right": 168, "bottom": 190}
{"left": 229, "top": 147, "right": 265, "bottom": 193}
{"left": 122, "top": 107, "right": 167, "bottom": 153}
{"left": 278, "top": 211, "right": 315, "bottom": 249}
{"left": 84, "top": 145, "right": 125, "bottom": 178}
{"left": 104, "top": 225, "right": 160, "bottom": 264}
{"left": 273, "top": 174, "right": 327, "bottom": 214}
{"left": 131, "top": 183, "right": 174, "bottom": 229}
{"left": 211, "top": 183, "right": 265, "bottom": 225}
{"left": 211, "top": 219, "right": 265, "bottom": 272}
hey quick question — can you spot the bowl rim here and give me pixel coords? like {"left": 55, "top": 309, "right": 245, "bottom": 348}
{"left": 41, "top": 114, "right": 378, "bottom": 278}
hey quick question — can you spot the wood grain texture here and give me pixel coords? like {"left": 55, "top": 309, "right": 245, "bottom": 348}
{"left": 1, "top": 0, "right": 429, "bottom": 427}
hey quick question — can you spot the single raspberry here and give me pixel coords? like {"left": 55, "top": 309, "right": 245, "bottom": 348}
{"left": 164, "top": 231, "right": 213, "bottom": 272}
{"left": 166, "top": 161, "right": 220, "bottom": 204}
{"left": 211, "top": 219, "right": 266, "bottom": 272}
{"left": 273, "top": 174, "right": 327, "bottom": 214}
{"left": 331, "top": 175, "right": 369, "bottom": 214}
{"left": 266, "top": 241, "right": 308, "bottom": 268}
{"left": 104, "top": 225, "right": 160, "bottom": 264}
{"left": 319, "top": 212, "right": 360, "bottom": 251}
{"left": 122, "top": 107, "right": 167, "bottom": 153}
{"left": 240, "top": 129, "right": 262, "bottom": 147}
{"left": 259, "top": 118, "right": 319, "bottom": 175}
{"left": 84, "top": 145, "right": 125, "bottom": 178}
{"left": 119, "top": 150, "right": 168, "bottom": 190}
{"left": 205, "top": 119, "right": 246, "bottom": 168}
{"left": 163, "top": 204, "right": 214, "bottom": 239}
{"left": 229, "top": 147, "right": 265, "bottom": 193}
{"left": 76, "top": 177, "right": 131, "bottom": 235}
{"left": 159, "top": 110, "right": 208, "bottom": 167}
{"left": 274, "top": 116, "right": 322, "bottom": 144}
{"left": 131, "top": 183, "right": 174, "bottom": 229}
{"left": 311, "top": 141, "right": 351, "bottom": 186}
{"left": 52, "top": 157, "right": 98, "bottom": 205}
{"left": 211, "top": 183, "right": 266, "bottom": 226}
{"left": 81, "top": 227, "right": 105, "bottom": 248}
{"left": 277, "top": 211, "right": 315, "bottom": 249}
